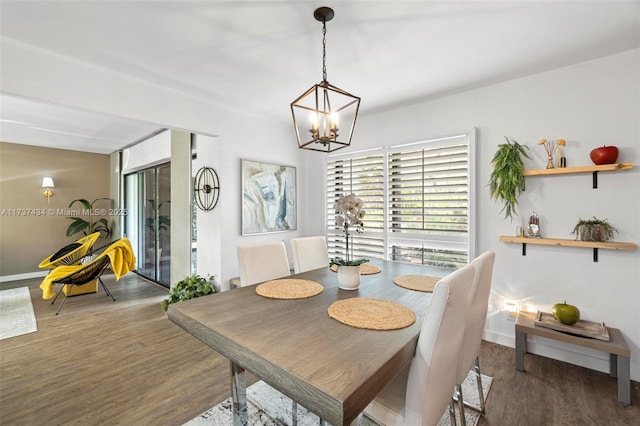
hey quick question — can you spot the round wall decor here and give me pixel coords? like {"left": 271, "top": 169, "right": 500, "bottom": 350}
{"left": 194, "top": 166, "right": 220, "bottom": 211}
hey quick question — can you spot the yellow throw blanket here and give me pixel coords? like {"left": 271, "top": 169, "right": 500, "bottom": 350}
{"left": 99, "top": 238, "right": 136, "bottom": 279}
{"left": 39, "top": 238, "right": 136, "bottom": 300}
{"left": 40, "top": 265, "right": 84, "bottom": 300}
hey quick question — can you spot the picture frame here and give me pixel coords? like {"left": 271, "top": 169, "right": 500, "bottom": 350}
{"left": 241, "top": 159, "right": 297, "bottom": 235}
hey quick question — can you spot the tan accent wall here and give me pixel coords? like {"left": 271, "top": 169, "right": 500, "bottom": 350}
{"left": 0, "top": 142, "right": 110, "bottom": 276}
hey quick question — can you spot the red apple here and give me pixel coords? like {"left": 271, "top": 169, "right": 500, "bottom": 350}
{"left": 590, "top": 145, "right": 619, "bottom": 165}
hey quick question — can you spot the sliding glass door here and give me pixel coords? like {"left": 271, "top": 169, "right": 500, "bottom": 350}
{"left": 124, "top": 164, "right": 171, "bottom": 287}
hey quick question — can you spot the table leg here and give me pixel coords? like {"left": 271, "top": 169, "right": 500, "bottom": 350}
{"left": 515, "top": 330, "right": 526, "bottom": 371}
{"left": 617, "top": 355, "right": 631, "bottom": 405}
{"left": 230, "top": 362, "right": 248, "bottom": 426}
{"left": 609, "top": 353, "right": 618, "bottom": 379}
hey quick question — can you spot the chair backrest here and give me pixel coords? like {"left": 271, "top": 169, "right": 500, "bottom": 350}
{"left": 39, "top": 232, "right": 101, "bottom": 269}
{"left": 290, "top": 236, "right": 330, "bottom": 274}
{"left": 403, "top": 263, "right": 476, "bottom": 425}
{"left": 50, "top": 242, "right": 83, "bottom": 262}
{"left": 52, "top": 255, "right": 111, "bottom": 286}
{"left": 237, "top": 241, "right": 291, "bottom": 286}
{"left": 457, "top": 251, "right": 496, "bottom": 382}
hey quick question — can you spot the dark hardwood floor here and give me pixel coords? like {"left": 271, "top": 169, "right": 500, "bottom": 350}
{"left": 1, "top": 275, "right": 638, "bottom": 425}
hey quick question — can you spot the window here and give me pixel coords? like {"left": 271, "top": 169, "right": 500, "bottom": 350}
{"left": 326, "top": 130, "right": 475, "bottom": 269}
{"left": 326, "top": 152, "right": 385, "bottom": 261}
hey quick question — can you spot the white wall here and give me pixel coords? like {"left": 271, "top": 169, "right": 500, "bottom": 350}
{"left": 193, "top": 134, "right": 222, "bottom": 289}
{"left": 169, "top": 130, "right": 192, "bottom": 286}
{"left": 307, "top": 48, "right": 640, "bottom": 380}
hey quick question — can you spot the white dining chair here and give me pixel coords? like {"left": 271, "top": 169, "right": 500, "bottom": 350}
{"left": 236, "top": 240, "right": 300, "bottom": 422}
{"left": 363, "top": 263, "right": 476, "bottom": 426}
{"left": 290, "top": 236, "right": 330, "bottom": 274}
{"left": 237, "top": 241, "right": 291, "bottom": 286}
{"left": 454, "top": 251, "right": 496, "bottom": 425}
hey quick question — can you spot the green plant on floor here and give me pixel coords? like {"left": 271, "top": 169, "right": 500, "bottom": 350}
{"left": 571, "top": 217, "right": 618, "bottom": 242}
{"left": 161, "top": 274, "right": 216, "bottom": 314}
{"left": 489, "top": 137, "right": 531, "bottom": 221}
{"left": 66, "top": 197, "right": 113, "bottom": 239}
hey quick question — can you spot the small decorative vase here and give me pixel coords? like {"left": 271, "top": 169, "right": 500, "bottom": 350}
{"left": 337, "top": 265, "right": 360, "bottom": 290}
{"left": 546, "top": 155, "right": 555, "bottom": 169}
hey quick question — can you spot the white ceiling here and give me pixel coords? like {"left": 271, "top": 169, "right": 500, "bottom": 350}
{"left": 1, "top": 1, "right": 638, "bottom": 154}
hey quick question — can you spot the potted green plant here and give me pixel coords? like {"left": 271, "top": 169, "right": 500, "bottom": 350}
{"left": 66, "top": 197, "right": 113, "bottom": 239}
{"left": 489, "top": 137, "right": 531, "bottom": 220}
{"left": 161, "top": 274, "right": 216, "bottom": 314}
{"left": 571, "top": 217, "right": 618, "bottom": 242}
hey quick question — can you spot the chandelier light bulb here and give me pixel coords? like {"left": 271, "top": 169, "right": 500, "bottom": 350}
{"left": 330, "top": 112, "right": 339, "bottom": 128}
{"left": 309, "top": 112, "right": 319, "bottom": 130}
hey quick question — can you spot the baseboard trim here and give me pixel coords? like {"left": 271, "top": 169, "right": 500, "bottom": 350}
{"left": 483, "top": 330, "right": 514, "bottom": 348}
{"left": 0, "top": 271, "right": 48, "bottom": 283}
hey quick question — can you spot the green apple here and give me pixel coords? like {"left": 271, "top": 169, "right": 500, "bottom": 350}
{"left": 552, "top": 301, "right": 580, "bottom": 325}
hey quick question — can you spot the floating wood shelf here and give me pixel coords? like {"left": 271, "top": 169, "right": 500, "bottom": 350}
{"left": 499, "top": 236, "right": 637, "bottom": 262}
{"left": 523, "top": 163, "right": 633, "bottom": 188}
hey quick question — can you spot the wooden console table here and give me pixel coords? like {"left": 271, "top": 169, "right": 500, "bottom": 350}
{"left": 515, "top": 312, "right": 631, "bottom": 405}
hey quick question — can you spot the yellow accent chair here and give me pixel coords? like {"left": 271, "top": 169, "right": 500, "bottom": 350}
{"left": 40, "top": 238, "right": 136, "bottom": 314}
{"left": 49, "top": 255, "right": 114, "bottom": 315}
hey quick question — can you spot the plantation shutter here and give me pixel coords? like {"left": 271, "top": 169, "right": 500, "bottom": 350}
{"left": 387, "top": 134, "right": 471, "bottom": 268}
{"left": 325, "top": 130, "right": 475, "bottom": 270}
{"left": 326, "top": 152, "right": 385, "bottom": 261}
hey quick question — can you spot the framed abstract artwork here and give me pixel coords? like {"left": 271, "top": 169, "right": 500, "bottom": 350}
{"left": 241, "top": 159, "right": 297, "bottom": 235}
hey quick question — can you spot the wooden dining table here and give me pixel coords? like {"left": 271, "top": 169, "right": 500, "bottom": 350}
{"left": 168, "top": 259, "right": 453, "bottom": 426}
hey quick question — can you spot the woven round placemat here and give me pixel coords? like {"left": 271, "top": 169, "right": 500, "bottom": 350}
{"left": 330, "top": 263, "right": 381, "bottom": 275}
{"left": 393, "top": 275, "right": 440, "bottom": 292}
{"left": 256, "top": 279, "right": 323, "bottom": 299}
{"left": 327, "top": 298, "right": 416, "bottom": 330}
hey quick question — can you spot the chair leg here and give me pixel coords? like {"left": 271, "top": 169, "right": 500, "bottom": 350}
{"left": 98, "top": 277, "right": 116, "bottom": 301}
{"left": 456, "top": 383, "right": 466, "bottom": 426}
{"left": 55, "top": 292, "right": 70, "bottom": 315}
{"left": 458, "top": 357, "right": 487, "bottom": 414}
{"left": 51, "top": 285, "right": 65, "bottom": 305}
{"left": 292, "top": 400, "right": 297, "bottom": 426}
{"left": 449, "top": 399, "right": 457, "bottom": 426}
{"left": 473, "top": 356, "right": 486, "bottom": 414}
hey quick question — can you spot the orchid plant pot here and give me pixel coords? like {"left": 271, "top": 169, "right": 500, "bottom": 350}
{"left": 337, "top": 265, "right": 360, "bottom": 290}
{"left": 332, "top": 193, "right": 368, "bottom": 290}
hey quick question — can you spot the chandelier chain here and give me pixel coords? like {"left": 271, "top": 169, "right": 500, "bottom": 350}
{"left": 322, "top": 21, "right": 327, "bottom": 82}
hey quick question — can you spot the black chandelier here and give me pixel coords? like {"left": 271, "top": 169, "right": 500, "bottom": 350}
{"left": 290, "top": 7, "right": 361, "bottom": 153}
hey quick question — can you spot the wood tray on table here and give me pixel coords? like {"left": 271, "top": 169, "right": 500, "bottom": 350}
{"left": 534, "top": 311, "right": 610, "bottom": 341}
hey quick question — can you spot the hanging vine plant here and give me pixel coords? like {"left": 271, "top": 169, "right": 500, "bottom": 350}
{"left": 489, "top": 137, "right": 531, "bottom": 220}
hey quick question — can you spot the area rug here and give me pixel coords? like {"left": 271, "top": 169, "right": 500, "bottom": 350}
{"left": 185, "top": 371, "right": 492, "bottom": 426}
{"left": 0, "top": 287, "right": 38, "bottom": 340}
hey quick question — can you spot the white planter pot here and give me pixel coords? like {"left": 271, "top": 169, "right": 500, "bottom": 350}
{"left": 337, "top": 265, "right": 361, "bottom": 290}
